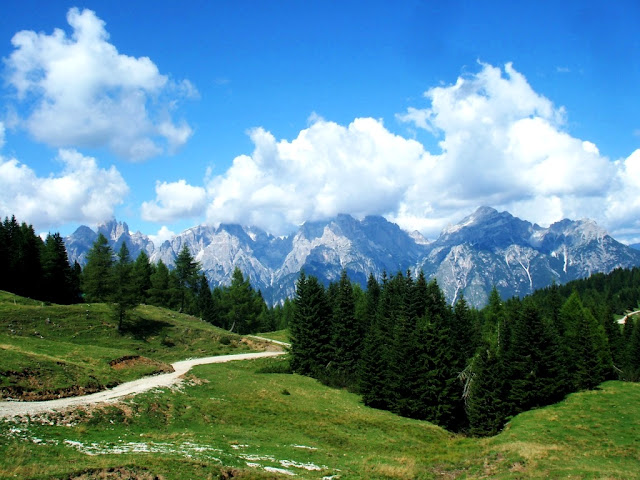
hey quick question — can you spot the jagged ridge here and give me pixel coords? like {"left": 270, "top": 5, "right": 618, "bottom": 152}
{"left": 65, "top": 208, "right": 640, "bottom": 307}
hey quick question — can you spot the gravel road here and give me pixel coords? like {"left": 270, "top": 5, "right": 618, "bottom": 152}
{"left": 0, "top": 350, "right": 285, "bottom": 419}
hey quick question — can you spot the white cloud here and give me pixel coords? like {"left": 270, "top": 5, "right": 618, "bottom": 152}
{"left": 5, "top": 7, "right": 195, "bottom": 161}
{"left": 141, "top": 179, "right": 207, "bottom": 222}
{"left": 142, "top": 62, "right": 639, "bottom": 242}
{"left": 203, "top": 118, "right": 429, "bottom": 235}
{"left": 0, "top": 149, "right": 128, "bottom": 229}
{"left": 148, "top": 225, "right": 176, "bottom": 247}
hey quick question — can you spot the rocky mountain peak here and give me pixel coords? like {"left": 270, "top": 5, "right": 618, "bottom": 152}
{"left": 65, "top": 208, "right": 640, "bottom": 307}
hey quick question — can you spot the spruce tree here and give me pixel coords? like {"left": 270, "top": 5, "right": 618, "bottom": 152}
{"left": 330, "top": 270, "right": 362, "bottom": 383}
{"left": 82, "top": 233, "right": 114, "bottom": 302}
{"left": 41, "top": 232, "right": 76, "bottom": 304}
{"left": 290, "top": 272, "right": 333, "bottom": 377}
{"left": 112, "top": 242, "right": 137, "bottom": 332}
{"left": 195, "top": 274, "right": 216, "bottom": 324}
{"left": 560, "top": 291, "right": 612, "bottom": 390}
{"left": 466, "top": 342, "right": 508, "bottom": 436}
{"left": 625, "top": 319, "right": 640, "bottom": 381}
{"left": 507, "top": 300, "right": 566, "bottom": 414}
{"left": 148, "top": 260, "right": 171, "bottom": 308}
{"left": 174, "top": 244, "right": 200, "bottom": 313}
{"left": 131, "top": 250, "right": 153, "bottom": 304}
{"left": 220, "top": 267, "right": 264, "bottom": 334}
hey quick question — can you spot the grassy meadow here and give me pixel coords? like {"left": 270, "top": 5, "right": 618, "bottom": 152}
{"left": 0, "top": 291, "right": 269, "bottom": 400}
{"left": 1, "top": 291, "right": 640, "bottom": 479}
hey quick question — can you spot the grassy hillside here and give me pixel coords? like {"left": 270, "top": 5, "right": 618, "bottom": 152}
{"left": 0, "top": 291, "right": 271, "bottom": 400}
{"left": 2, "top": 291, "right": 639, "bottom": 479}
{"left": 2, "top": 353, "right": 640, "bottom": 479}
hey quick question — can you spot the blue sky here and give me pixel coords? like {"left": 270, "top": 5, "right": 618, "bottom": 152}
{"left": 1, "top": 1, "right": 639, "bottom": 244}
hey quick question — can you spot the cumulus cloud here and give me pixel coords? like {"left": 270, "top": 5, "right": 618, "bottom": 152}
{"left": 4, "top": 8, "right": 195, "bottom": 161}
{"left": 0, "top": 149, "right": 128, "bottom": 229}
{"left": 148, "top": 225, "right": 176, "bottom": 247}
{"left": 202, "top": 118, "right": 429, "bottom": 235}
{"left": 141, "top": 179, "right": 207, "bottom": 222}
{"left": 142, "top": 62, "right": 640, "bottom": 241}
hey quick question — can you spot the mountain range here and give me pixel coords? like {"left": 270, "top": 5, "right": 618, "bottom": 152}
{"left": 65, "top": 207, "right": 640, "bottom": 307}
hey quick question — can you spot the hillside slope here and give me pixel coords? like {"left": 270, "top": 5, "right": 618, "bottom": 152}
{"left": 0, "top": 291, "right": 270, "bottom": 401}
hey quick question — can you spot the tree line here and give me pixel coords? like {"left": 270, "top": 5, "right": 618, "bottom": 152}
{"left": 0, "top": 216, "right": 81, "bottom": 304}
{"left": 0, "top": 216, "right": 290, "bottom": 334}
{"left": 289, "top": 267, "right": 640, "bottom": 436}
{"left": 81, "top": 233, "right": 278, "bottom": 334}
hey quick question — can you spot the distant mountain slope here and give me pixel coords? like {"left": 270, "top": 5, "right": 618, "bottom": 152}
{"left": 417, "top": 207, "right": 640, "bottom": 306}
{"left": 65, "top": 220, "right": 154, "bottom": 265}
{"left": 66, "top": 208, "right": 640, "bottom": 307}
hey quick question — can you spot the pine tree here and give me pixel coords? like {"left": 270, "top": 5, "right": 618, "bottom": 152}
{"left": 195, "top": 274, "right": 216, "bottom": 324}
{"left": 14, "top": 222, "right": 44, "bottom": 298}
{"left": 483, "top": 286, "right": 504, "bottom": 340}
{"left": 359, "top": 317, "right": 392, "bottom": 409}
{"left": 506, "top": 300, "right": 566, "bottom": 414}
{"left": 82, "top": 233, "right": 114, "bottom": 302}
{"left": 625, "top": 319, "right": 640, "bottom": 381}
{"left": 560, "top": 291, "right": 612, "bottom": 390}
{"left": 41, "top": 232, "right": 76, "bottom": 304}
{"left": 466, "top": 342, "right": 507, "bottom": 436}
{"left": 330, "top": 270, "right": 362, "bottom": 383}
{"left": 174, "top": 245, "right": 200, "bottom": 313}
{"left": 112, "top": 242, "right": 137, "bottom": 332}
{"left": 148, "top": 260, "right": 172, "bottom": 308}
{"left": 290, "top": 272, "right": 333, "bottom": 377}
{"left": 220, "top": 267, "right": 264, "bottom": 334}
{"left": 453, "top": 294, "right": 479, "bottom": 361}
{"left": 131, "top": 250, "right": 153, "bottom": 303}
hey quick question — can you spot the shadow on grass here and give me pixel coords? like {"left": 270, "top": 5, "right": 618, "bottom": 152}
{"left": 120, "top": 316, "right": 173, "bottom": 341}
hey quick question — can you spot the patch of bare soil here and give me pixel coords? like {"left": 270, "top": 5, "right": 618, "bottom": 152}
{"left": 0, "top": 368, "right": 104, "bottom": 401}
{"left": 62, "top": 466, "right": 164, "bottom": 480}
{"left": 108, "top": 355, "right": 174, "bottom": 374}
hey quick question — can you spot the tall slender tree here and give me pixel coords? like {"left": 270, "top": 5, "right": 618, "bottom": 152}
{"left": 82, "top": 233, "right": 114, "bottom": 302}
{"left": 112, "top": 242, "right": 137, "bottom": 331}
{"left": 174, "top": 245, "right": 200, "bottom": 313}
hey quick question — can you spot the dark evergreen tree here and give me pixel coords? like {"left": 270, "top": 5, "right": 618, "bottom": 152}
{"left": 112, "top": 242, "right": 137, "bottom": 331}
{"left": 195, "top": 274, "right": 216, "bottom": 324}
{"left": 174, "top": 245, "right": 200, "bottom": 312}
{"left": 290, "top": 272, "right": 333, "bottom": 376}
{"left": 148, "top": 260, "right": 172, "bottom": 308}
{"left": 483, "top": 286, "right": 504, "bottom": 340}
{"left": 363, "top": 273, "right": 381, "bottom": 328}
{"left": 560, "top": 291, "right": 612, "bottom": 390}
{"left": 359, "top": 316, "right": 392, "bottom": 409}
{"left": 82, "top": 233, "right": 114, "bottom": 302}
{"left": 329, "top": 270, "right": 362, "bottom": 383}
{"left": 41, "top": 232, "right": 76, "bottom": 304}
{"left": 11, "top": 222, "right": 44, "bottom": 299}
{"left": 453, "top": 295, "right": 479, "bottom": 362}
{"left": 625, "top": 319, "right": 640, "bottom": 381}
{"left": 219, "top": 267, "right": 264, "bottom": 334}
{"left": 131, "top": 250, "right": 153, "bottom": 304}
{"left": 506, "top": 300, "right": 567, "bottom": 414}
{"left": 466, "top": 342, "right": 507, "bottom": 436}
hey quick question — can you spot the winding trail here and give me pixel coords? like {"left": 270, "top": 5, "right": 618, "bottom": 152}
{"left": 0, "top": 350, "right": 286, "bottom": 419}
{"left": 618, "top": 310, "right": 640, "bottom": 324}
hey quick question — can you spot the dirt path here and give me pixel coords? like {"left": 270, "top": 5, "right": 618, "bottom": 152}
{"left": 0, "top": 351, "right": 285, "bottom": 419}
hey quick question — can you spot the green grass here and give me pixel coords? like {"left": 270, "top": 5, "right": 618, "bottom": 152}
{"left": 2, "top": 291, "right": 640, "bottom": 479}
{"left": 485, "top": 381, "right": 640, "bottom": 479}
{"left": 0, "top": 291, "right": 269, "bottom": 399}
{"left": 254, "top": 329, "right": 290, "bottom": 343}
{"left": 2, "top": 354, "right": 640, "bottom": 479}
